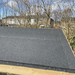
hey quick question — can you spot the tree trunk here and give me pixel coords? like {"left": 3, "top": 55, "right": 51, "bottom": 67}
{"left": 36, "top": 13, "right": 39, "bottom": 28}
{"left": 50, "top": 19, "right": 54, "bottom": 28}
{"left": 45, "top": 16, "right": 49, "bottom": 28}
{"left": 67, "top": 23, "right": 69, "bottom": 39}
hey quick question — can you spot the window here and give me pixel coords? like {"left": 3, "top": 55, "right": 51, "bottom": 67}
{"left": 10, "top": 18, "right": 12, "bottom": 21}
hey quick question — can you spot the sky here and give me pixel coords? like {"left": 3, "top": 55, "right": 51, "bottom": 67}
{"left": 0, "top": 0, "right": 75, "bottom": 19}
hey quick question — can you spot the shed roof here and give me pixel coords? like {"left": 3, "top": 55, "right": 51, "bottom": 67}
{"left": 0, "top": 27, "right": 75, "bottom": 73}
{"left": 2, "top": 15, "right": 47, "bottom": 19}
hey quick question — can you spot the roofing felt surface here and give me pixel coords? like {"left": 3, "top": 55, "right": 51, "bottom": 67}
{"left": 0, "top": 27, "right": 75, "bottom": 73}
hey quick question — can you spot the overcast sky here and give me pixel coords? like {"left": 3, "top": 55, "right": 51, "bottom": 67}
{"left": 3, "top": 0, "right": 72, "bottom": 10}
{"left": 0, "top": 0, "right": 75, "bottom": 19}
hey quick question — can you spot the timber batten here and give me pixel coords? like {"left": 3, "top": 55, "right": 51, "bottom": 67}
{"left": 0, "top": 60, "right": 75, "bottom": 73}
{"left": 0, "top": 64, "right": 75, "bottom": 75}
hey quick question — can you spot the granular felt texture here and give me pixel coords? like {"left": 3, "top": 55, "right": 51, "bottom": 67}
{"left": 0, "top": 27, "right": 75, "bottom": 73}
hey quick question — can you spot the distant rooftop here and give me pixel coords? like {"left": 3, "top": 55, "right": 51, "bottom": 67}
{"left": 2, "top": 15, "right": 47, "bottom": 19}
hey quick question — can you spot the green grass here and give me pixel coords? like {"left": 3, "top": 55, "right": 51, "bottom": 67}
{"left": 70, "top": 41, "right": 75, "bottom": 50}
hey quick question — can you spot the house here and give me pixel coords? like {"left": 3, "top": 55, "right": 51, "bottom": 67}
{"left": 2, "top": 16, "right": 27, "bottom": 26}
{"left": 2, "top": 15, "right": 54, "bottom": 27}
{"left": 2, "top": 15, "right": 45, "bottom": 26}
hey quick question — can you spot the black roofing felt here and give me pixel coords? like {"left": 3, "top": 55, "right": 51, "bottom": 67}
{"left": 0, "top": 27, "right": 75, "bottom": 73}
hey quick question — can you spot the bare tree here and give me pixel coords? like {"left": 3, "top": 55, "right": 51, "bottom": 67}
{"left": 41, "top": 0, "right": 53, "bottom": 28}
